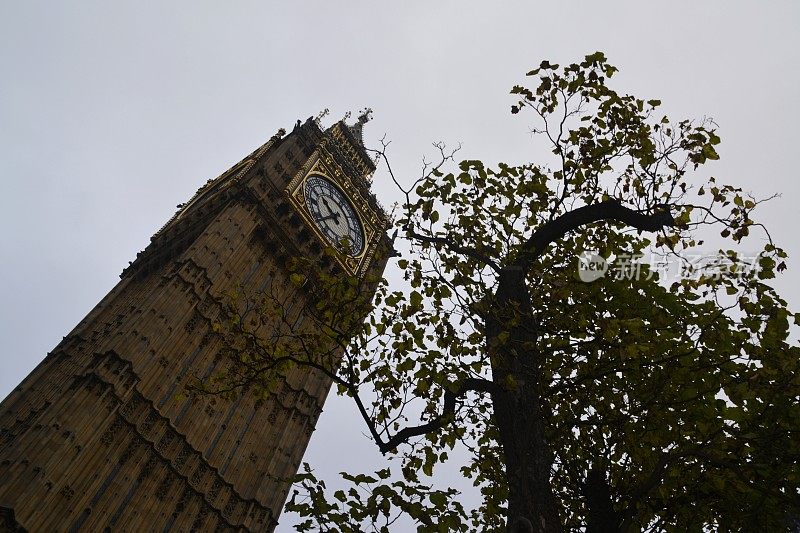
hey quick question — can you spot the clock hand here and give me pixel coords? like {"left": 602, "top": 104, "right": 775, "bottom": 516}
{"left": 316, "top": 212, "right": 341, "bottom": 224}
{"left": 318, "top": 197, "right": 342, "bottom": 223}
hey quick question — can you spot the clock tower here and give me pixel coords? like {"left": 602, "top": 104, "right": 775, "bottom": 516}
{"left": 0, "top": 114, "right": 389, "bottom": 532}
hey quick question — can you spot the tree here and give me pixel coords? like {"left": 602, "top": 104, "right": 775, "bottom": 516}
{"left": 199, "top": 53, "right": 800, "bottom": 531}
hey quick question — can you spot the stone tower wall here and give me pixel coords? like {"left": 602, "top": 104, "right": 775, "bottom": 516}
{"left": 0, "top": 119, "right": 387, "bottom": 532}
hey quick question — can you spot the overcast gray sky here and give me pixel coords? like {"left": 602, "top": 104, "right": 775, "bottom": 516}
{"left": 1, "top": 1, "right": 798, "bottom": 530}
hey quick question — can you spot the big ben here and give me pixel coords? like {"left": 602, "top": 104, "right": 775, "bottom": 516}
{"left": 0, "top": 114, "right": 390, "bottom": 532}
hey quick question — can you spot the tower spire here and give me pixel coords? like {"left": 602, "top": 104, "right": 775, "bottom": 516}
{"left": 346, "top": 107, "right": 372, "bottom": 147}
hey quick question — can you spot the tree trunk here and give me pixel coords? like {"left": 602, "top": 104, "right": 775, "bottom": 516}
{"left": 583, "top": 468, "right": 621, "bottom": 532}
{"left": 488, "top": 267, "right": 563, "bottom": 532}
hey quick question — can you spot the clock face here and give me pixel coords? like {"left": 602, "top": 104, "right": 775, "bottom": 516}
{"left": 303, "top": 174, "right": 365, "bottom": 256}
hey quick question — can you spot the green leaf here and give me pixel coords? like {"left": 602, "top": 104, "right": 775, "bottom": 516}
{"left": 429, "top": 492, "right": 447, "bottom": 507}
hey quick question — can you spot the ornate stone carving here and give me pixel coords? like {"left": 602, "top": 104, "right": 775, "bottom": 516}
{"left": 100, "top": 418, "right": 124, "bottom": 446}
{"left": 141, "top": 411, "right": 159, "bottom": 436}
{"left": 191, "top": 507, "right": 209, "bottom": 531}
{"left": 155, "top": 432, "right": 173, "bottom": 453}
{"left": 137, "top": 455, "right": 158, "bottom": 483}
{"left": 59, "top": 485, "right": 74, "bottom": 500}
{"left": 190, "top": 465, "right": 204, "bottom": 487}
{"left": 119, "top": 440, "right": 139, "bottom": 465}
{"left": 209, "top": 478, "right": 223, "bottom": 501}
{"left": 155, "top": 474, "right": 173, "bottom": 500}
{"left": 175, "top": 444, "right": 190, "bottom": 470}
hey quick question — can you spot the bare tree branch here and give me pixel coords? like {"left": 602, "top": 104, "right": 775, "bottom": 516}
{"left": 377, "top": 377, "right": 497, "bottom": 454}
{"left": 514, "top": 199, "right": 675, "bottom": 272}
{"left": 407, "top": 229, "right": 502, "bottom": 273}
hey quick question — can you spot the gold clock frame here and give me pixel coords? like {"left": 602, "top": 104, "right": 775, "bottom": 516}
{"left": 286, "top": 146, "right": 383, "bottom": 277}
